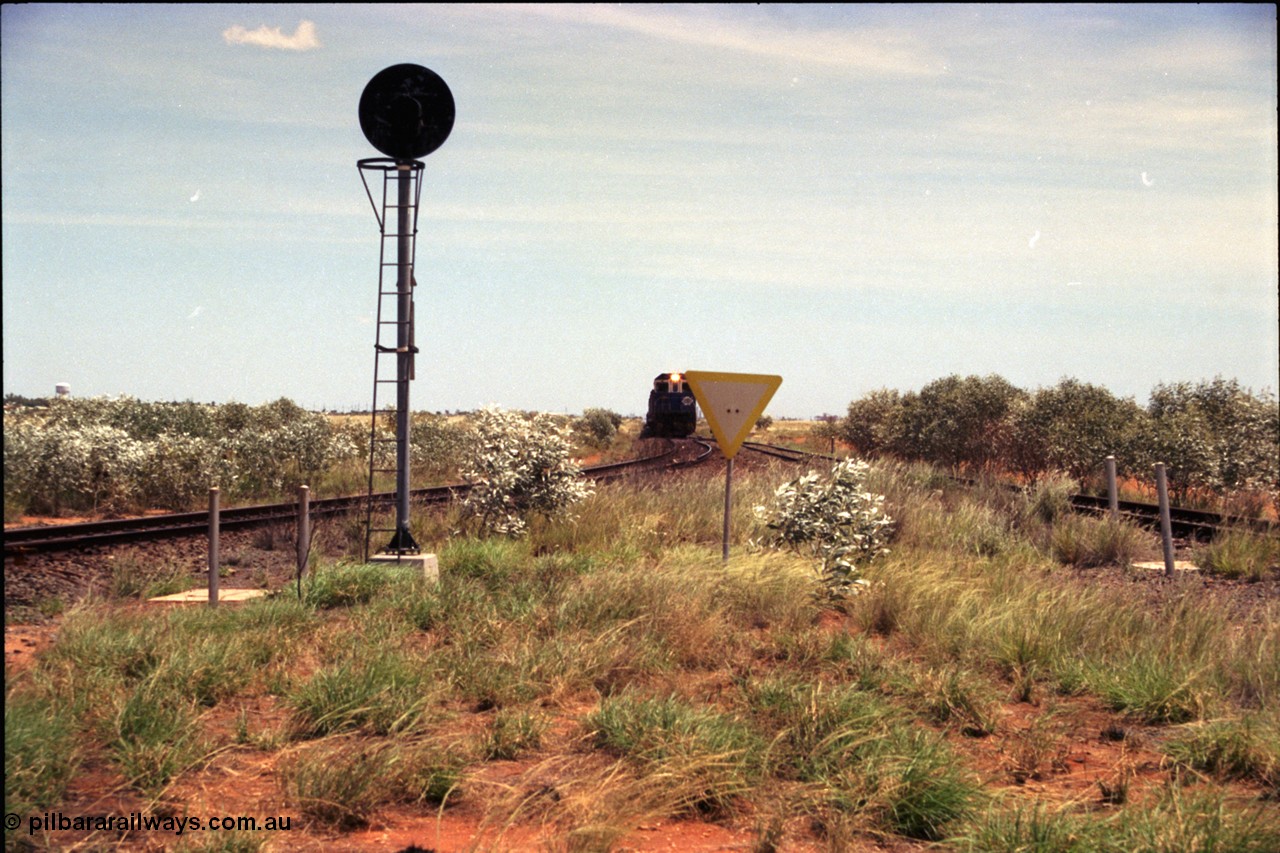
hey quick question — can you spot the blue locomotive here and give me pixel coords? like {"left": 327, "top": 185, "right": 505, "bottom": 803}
{"left": 640, "top": 372, "right": 698, "bottom": 438}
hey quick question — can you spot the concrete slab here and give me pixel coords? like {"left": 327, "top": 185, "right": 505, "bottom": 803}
{"left": 1132, "top": 561, "right": 1200, "bottom": 573}
{"left": 149, "top": 588, "right": 270, "bottom": 604}
{"left": 369, "top": 552, "right": 439, "bottom": 583}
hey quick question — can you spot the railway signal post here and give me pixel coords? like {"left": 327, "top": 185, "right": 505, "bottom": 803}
{"left": 356, "top": 64, "right": 454, "bottom": 571}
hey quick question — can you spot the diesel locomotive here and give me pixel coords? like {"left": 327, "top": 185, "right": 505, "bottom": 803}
{"left": 640, "top": 372, "right": 698, "bottom": 438}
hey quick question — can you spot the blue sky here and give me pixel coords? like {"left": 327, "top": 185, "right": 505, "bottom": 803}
{"left": 3, "top": 4, "right": 1276, "bottom": 417}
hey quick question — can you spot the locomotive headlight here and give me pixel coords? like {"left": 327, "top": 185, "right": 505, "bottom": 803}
{"left": 669, "top": 372, "right": 682, "bottom": 383}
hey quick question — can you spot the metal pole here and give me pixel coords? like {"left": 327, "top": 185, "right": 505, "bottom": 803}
{"left": 1155, "top": 462, "right": 1176, "bottom": 577}
{"left": 722, "top": 457, "right": 733, "bottom": 563}
{"left": 208, "top": 487, "right": 220, "bottom": 607}
{"left": 1105, "top": 456, "right": 1118, "bottom": 522}
{"left": 297, "top": 485, "right": 310, "bottom": 599}
{"left": 391, "top": 163, "right": 417, "bottom": 553}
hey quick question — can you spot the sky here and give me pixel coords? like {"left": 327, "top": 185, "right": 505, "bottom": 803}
{"left": 2, "top": 4, "right": 1277, "bottom": 418}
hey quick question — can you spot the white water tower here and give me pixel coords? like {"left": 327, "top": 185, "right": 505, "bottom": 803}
{"left": 55, "top": 382, "right": 70, "bottom": 398}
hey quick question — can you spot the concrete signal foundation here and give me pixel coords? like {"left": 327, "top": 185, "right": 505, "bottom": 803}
{"left": 369, "top": 552, "right": 440, "bottom": 583}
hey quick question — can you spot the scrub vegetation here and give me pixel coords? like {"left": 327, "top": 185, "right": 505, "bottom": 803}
{"left": 6, "top": 440, "right": 1278, "bottom": 850}
{"left": 837, "top": 374, "right": 1278, "bottom": 513}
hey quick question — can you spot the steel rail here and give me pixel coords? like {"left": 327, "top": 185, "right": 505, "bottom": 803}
{"left": 738, "top": 441, "right": 1273, "bottom": 541}
{"left": 3, "top": 439, "right": 708, "bottom": 556}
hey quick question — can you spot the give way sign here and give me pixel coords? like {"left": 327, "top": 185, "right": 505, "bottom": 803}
{"left": 683, "top": 371, "right": 783, "bottom": 460}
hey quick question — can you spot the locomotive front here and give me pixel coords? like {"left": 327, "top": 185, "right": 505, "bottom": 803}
{"left": 641, "top": 372, "right": 697, "bottom": 438}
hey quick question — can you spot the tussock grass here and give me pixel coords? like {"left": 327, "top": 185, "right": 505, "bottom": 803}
{"left": 1195, "top": 528, "right": 1280, "bottom": 581}
{"left": 957, "top": 787, "right": 1280, "bottom": 852}
{"left": 1049, "top": 514, "right": 1148, "bottom": 568}
{"left": 4, "top": 691, "right": 79, "bottom": 817}
{"left": 108, "top": 675, "right": 207, "bottom": 795}
{"left": 587, "top": 692, "right": 764, "bottom": 816}
{"left": 8, "top": 456, "right": 1278, "bottom": 849}
{"left": 280, "top": 735, "right": 463, "bottom": 829}
{"left": 1166, "top": 714, "right": 1280, "bottom": 793}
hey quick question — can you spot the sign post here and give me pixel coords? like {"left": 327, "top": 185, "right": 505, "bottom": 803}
{"left": 683, "top": 371, "right": 782, "bottom": 562}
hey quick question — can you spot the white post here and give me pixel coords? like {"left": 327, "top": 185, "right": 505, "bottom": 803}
{"left": 208, "top": 487, "right": 220, "bottom": 606}
{"left": 1155, "top": 463, "right": 1176, "bottom": 578}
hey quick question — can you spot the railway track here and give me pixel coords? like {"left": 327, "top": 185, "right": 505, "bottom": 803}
{"left": 737, "top": 441, "right": 1272, "bottom": 542}
{"left": 4, "top": 438, "right": 717, "bottom": 557}
{"left": 4, "top": 436, "right": 1267, "bottom": 556}
{"left": 1066, "top": 493, "right": 1274, "bottom": 541}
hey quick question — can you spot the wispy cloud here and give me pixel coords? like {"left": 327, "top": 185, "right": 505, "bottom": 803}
{"left": 499, "top": 5, "right": 945, "bottom": 77}
{"left": 222, "top": 19, "right": 320, "bottom": 51}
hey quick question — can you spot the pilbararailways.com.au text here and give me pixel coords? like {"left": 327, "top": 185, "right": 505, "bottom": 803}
{"left": 8, "top": 811, "right": 292, "bottom": 836}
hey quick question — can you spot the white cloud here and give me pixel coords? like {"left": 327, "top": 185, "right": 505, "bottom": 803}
{"left": 222, "top": 19, "right": 320, "bottom": 51}
{"left": 493, "top": 5, "right": 945, "bottom": 77}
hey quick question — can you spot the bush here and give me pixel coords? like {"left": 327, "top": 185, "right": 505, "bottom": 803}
{"left": 578, "top": 408, "right": 623, "bottom": 449}
{"left": 755, "top": 458, "right": 893, "bottom": 601}
{"left": 459, "top": 407, "right": 593, "bottom": 537}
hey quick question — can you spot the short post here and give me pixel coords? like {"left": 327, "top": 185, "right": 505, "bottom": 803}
{"left": 1105, "top": 456, "right": 1119, "bottom": 521}
{"left": 1154, "top": 463, "right": 1176, "bottom": 577}
{"left": 722, "top": 457, "right": 733, "bottom": 563}
{"left": 208, "top": 487, "right": 220, "bottom": 606}
{"left": 296, "top": 485, "right": 311, "bottom": 600}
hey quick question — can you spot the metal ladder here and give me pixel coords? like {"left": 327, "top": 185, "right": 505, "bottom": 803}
{"left": 358, "top": 159, "right": 424, "bottom": 561}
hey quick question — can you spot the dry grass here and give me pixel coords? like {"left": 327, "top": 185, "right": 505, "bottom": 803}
{"left": 6, "top": 458, "right": 1279, "bottom": 851}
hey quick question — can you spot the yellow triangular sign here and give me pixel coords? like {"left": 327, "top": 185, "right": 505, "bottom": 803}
{"left": 684, "top": 371, "right": 783, "bottom": 460}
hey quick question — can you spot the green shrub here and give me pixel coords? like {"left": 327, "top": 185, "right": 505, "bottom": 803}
{"left": 577, "top": 408, "right": 623, "bottom": 449}
{"left": 754, "top": 458, "right": 893, "bottom": 601}
{"left": 459, "top": 407, "right": 594, "bottom": 537}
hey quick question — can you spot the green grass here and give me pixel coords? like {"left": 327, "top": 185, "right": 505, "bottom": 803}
{"left": 4, "top": 690, "right": 80, "bottom": 817}
{"left": 6, "top": 457, "right": 1278, "bottom": 850}
{"left": 280, "top": 736, "right": 463, "bottom": 829}
{"left": 587, "top": 692, "right": 764, "bottom": 816}
{"left": 1194, "top": 528, "right": 1280, "bottom": 581}
{"left": 957, "top": 787, "right": 1280, "bottom": 852}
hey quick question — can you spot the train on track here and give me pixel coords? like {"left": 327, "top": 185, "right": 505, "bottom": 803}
{"left": 640, "top": 372, "right": 698, "bottom": 438}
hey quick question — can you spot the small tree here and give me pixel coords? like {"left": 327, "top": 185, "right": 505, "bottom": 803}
{"left": 459, "top": 407, "right": 593, "bottom": 537}
{"left": 840, "top": 388, "right": 902, "bottom": 457}
{"left": 755, "top": 458, "right": 893, "bottom": 601}
{"left": 577, "top": 408, "right": 623, "bottom": 449}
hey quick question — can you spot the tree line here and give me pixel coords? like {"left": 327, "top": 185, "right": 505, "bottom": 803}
{"left": 829, "top": 375, "right": 1278, "bottom": 508}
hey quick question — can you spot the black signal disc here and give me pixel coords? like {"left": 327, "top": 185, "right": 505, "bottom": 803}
{"left": 359, "top": 64, "right": 455, "bottom": 161}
